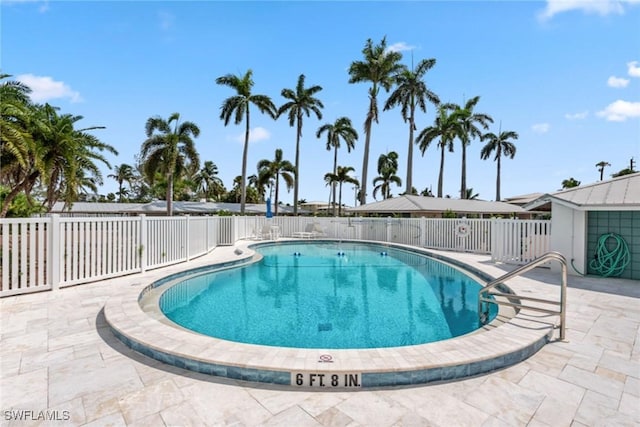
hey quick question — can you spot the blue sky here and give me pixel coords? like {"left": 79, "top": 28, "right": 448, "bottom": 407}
{"left": 3, "top": 0, "right": 639, "bottom": 205}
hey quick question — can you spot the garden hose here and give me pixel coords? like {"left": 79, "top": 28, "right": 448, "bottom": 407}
{"left": 585, "top": 233, "right": 631, "bottom": 277}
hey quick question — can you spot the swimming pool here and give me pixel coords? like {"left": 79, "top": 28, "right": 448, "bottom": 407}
{"left": 106, "top": 240, "right": 555, "bottom": 388}
{"left": 159, "top": 241, "right": 497, "bottom": 349}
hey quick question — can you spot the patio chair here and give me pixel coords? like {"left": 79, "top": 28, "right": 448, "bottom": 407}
{"left": 292, "top": 223, "right": 325, "bottom": 239}
{"left": 255, "top": 223, "right": 274, "bottom": 240}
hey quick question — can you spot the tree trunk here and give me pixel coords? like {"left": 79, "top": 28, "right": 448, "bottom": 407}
{"left": 406, "top": 105, "right": 415, "bottom": 194}
{"left": 496, "top": 152, "right": 502, "bottom": 202}
{"left": 0, "top": 178, "right": 30, "bottom": 218}
{"left": 332, "top": 145, "right": 338, "bottom": 216}
{"left": 167, "top": 173, "right": 174, "bottom": 216}
{"left": 293, "top": 114, "right": 302, "bottom": 215}
{"left": 338, "top": 182, "right": 343, "bottom": 217}
{"left": 274, "top": 174, "right": 280, "bottom": 216}
{"left": 241, "top": 108, "right": 250, "bottom": 215}
{"left": 460, "top": 140, "right": 467, "bottom": 199}
{"left": 360, "top": 94, "right": 375, "bottom": 206}
{"left": 438, "top": 141, "right": 445, "bottom": 198}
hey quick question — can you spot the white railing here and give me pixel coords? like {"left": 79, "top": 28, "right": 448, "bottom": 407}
{"left": 491, "top": 219, "right": 551, "bottom": 264}
{"left": 1, "top": 218, "right": 52, "bottom": 295}
{"left": 0, "top": 214, "right": 223, "bottom": 297}
{"left": 0, "top": 215, "right": 550, "bottom": 297}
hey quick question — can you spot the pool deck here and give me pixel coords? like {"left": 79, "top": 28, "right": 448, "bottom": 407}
{"left": 1, "top": 242, "right": 639, "bottom": 426}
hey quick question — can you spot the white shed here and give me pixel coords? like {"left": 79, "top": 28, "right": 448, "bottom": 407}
{"left": 525, "top": 173, "right": 639, "bottom": 279}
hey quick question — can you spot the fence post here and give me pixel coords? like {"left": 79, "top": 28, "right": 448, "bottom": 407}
{"left": 490, "top": 219, "right": 497, "bottom": 262}
{"left": 50, "top": 214, "right": 60, "bottom": 290}
{"left": 185, "top": 215, "right": 191, "bottom": 261}
{"left": 139, "top": 215, "right": 147, "bottom": 273}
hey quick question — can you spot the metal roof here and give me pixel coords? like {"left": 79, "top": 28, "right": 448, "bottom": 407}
{"left": 51, "top": 202, "right": 143, "bottom": 214}
{"left": 51, "top": 201, "right": 307, "bottom": 215}
{"left": 348, "top": 195, "right": 526, "bottom": 214}
{"left": 525, "top": 173, "right": 640, "bottom": 211}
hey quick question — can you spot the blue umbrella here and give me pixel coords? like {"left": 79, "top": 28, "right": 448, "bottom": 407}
{"left": 266, "top": 198, "right": 273, "bottom": 218}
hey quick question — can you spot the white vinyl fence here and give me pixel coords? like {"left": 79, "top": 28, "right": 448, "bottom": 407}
{"left": 1, "top": 215, "right": 223, "bottom": 297}
{"left": 1, "top": 215, "right": 550, "bottom": 297}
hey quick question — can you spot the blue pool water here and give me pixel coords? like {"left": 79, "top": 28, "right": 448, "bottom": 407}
{"left": 160, "top": 242, "right": 496, "bottom": 349}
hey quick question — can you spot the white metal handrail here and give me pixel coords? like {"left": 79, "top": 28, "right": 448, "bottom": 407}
{"left": 478, "top": 251, "right": 567, "bottom": 341}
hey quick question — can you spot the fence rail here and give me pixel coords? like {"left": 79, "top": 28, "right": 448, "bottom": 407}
{"left": 1, "top": 215, "right": 550, "bottom": 297}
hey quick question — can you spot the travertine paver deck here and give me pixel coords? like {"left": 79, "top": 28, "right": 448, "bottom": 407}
{"left": 1, "top": 243, "right": 639, "bottom": 426}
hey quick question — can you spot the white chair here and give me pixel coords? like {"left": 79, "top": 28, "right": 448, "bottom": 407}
{"left": 255, "top": 223, "right": 274, "bottom": 240}
{"left": 292, "top": 223, "right": 325, "bottom": 239}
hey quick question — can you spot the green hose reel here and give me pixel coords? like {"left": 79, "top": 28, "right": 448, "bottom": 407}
{"left": 587, "top": 233, "right": 631, "bottom": 277}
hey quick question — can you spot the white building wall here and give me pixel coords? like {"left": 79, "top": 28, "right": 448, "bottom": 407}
{"left": 550, "top": 202, "right": 586, "bottom": 276}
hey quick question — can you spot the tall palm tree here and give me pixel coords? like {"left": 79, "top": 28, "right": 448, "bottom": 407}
{"left": 216, "top": 69, "right": 276, "bottom": 214}
{"left": 324, "top": 166, "right": 359, "bottom": 216}
{"left": 277, "top": 74, "right": 323, "bottom": 214}
{"left": 193, "top": 160, "right": 224, "bottom": 201}
{"left": 372, "top": 151, "right": 402, "bottom": 200}
{"left": 445, "top": 96, "right": 493, "bottom": 198}
{"left": 348, "top": 37, "right": 403, "bottom": 205}
{"left": 316, "top": 117, "right": 358, "bottom": 215}
{"left": 596, "top": 161, "right": 611, "bottom": 181}
{"left": 416, "top": 106, "right": 464, "bottom": 198}
{"left": 480, "top": 127, "right": 519, "bottom": 201}
{"left": 140, "top": 113, "right": 200, "bottom": 216}
{"left": 108, "top": 164, "right": 135, "bottom": 202}
{"left": 384, "top": 58, "right": 440, "bottom": 194}
{"left": 257, "top": 148, "right": 295, "bottom": 216}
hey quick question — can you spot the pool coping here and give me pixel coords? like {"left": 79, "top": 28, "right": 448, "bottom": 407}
{"left": 104, "top": 239, "right": 558, "bottom": 389}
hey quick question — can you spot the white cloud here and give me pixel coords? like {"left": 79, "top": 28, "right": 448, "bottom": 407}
{"left": 565, "top": 111, "right": 589, "bottom": 120}
{"left": 607, "top": 76, "right": 630, "bottom": 88}
{"left": 16, "top": 74, "right": 82, "bottom": 103}
{"left": 628, "top": 61, "right": 640, "bottom": 77}
{"left": 386, "top": 42, "right": 415, "bottom": 53}
{"left": 597, "top": 100, "right": 640, "bottom": 121}
{"left": 157, "top": 11, "right": 174, "bottom": 31}
{"left": 538, "top": 0, "right": 639, "bottom": 20}
{"left": 2, "top": 0, "right": 49, "bottom": 12}
{"left": 532, "top": 123, "right": 550, "bottom": 133}
{"left": 233, "top": 126, "right": 271, "bottom": 144}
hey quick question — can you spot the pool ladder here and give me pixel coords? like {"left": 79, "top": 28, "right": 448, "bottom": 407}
{"left": 478, "top": 251, "right": 567, "bottom": 341}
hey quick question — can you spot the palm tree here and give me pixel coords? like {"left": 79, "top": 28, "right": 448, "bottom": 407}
{"left": 108, "top": 164, "right": 135, "bottom": 202}
{"left": 324, "top": 166, "right": 359, "bottom": 216}
{"left": 384, "top": 58, "right": 440, "bottom": 194}
{"left": 140, "top": 113, "right": 200, "bottom": 216}
{"left": 216, "top": 70, "right": 277, "bottom": 214}
{"left": 41, "top": 106, "right": 116, "bottom": 211}
{"left": 257, "top": 149, "right": 295, "bottom": 216}
{"left": 596, "top": 161, "right": 611, "bottom": 181}
{"left": 193, "top": 161, "right": 224, "bottom": 201}
{"left": 445, "top": 96, "right": 493, "bottom": 198}
{"left": 561, "top": 177, "right": 581, "bottom": 189}
{"left": 348, "top": 37, "right": 403, "bottom": 205}
{"left": 480, "top": 127, "right": 519, "bottom": 201}
{"left": 372, "top": 151, "right": 402, "bottom": 200}
{"left": 416, "top": 106, "right": 464, "bottom": 198}
{"left": 0, "top": 74, "right": 34, "bottom": 172}
{"left": 316, "top": 117, "right": 358, "bottom": 215}
{"left": 464, "top": 188, "right": 479, "bottom": 200}
{"left": 277, "top": 74, "right": 323, "bottom": 215}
